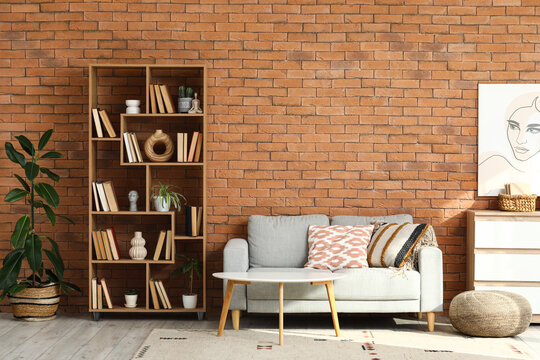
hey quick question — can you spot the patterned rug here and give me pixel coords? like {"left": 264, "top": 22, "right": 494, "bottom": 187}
{"left": 131, "top": 328, "right": 535, "bottom": 359}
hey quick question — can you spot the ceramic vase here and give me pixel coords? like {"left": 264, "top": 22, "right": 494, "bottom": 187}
{"left": 154, "top": 196, "right": 171, "bottom": 212}
{"left": 126, "top": 99, "right": 141, "bottom": 114}
{"left": 124, "top": 294, "right": 138, "bottom": 308}
{"left": 182, "top": 294, "right": 197, "bottom": 309}
{"left": 177, "top": 97, "right": 192, "bottom": 113}
{"left": 129, "top": 232, "right": 147, "bottom": 260}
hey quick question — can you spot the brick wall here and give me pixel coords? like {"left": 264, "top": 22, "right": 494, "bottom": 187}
{"left": 1, "top": 1, "right": 537, "bottom": 314}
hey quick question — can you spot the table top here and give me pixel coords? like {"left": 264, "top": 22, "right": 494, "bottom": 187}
{"left": 213, "top": 271, "right": 346, "bottom": 283}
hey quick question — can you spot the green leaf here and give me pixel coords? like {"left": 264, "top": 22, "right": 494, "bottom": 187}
{"left": 0, "top": 249, "right": 24, "bottom": 289}
{"left": 15, "top": 135, "right": 34, "bottom": 157}
{"left": 57, "top": 214, "right": 75, "bottom": 225}
{"left": 40, "top": 167, "right": 59, "bottom": 182}
{"left": 170, "top": 268, "right": 183, "bottom": 280}
{"left": 35, "top": 182, "right": 59, "bottom": 208}
{"left": 43, "top": 204, "right": 56, "bottom": 226}
{"left": 38, "top": 129, "right": 53, "bottom": 151}
{"left": 14, "top": 174, "right": 30, "bottom": 192}
{"left": 46, "top": 237, "right": 64, "bottom": 280}
{"left": 45, "top": 269, "right": 59, "bottom": 283}
{"left": 60, "top": 281, "right": 81, "bottom": 294}
{"left": 5, "top": 142, "right": 26, "bottom": 167}
{"left": 24, "top": 234, "right": 42, "bottom": 275}
{"left": 24, "top": 162, "right": 39, "bottom": 181}
{"left": 5, "top": 188, "right": 27, "bottom": 203}
{"left": 7, "top": 283, "right": 28, "bottom": 296}
{"left": 40, "top": 151, "right": 62, "bottom": 159}
{"left": 11, "top": 215, "right": 29, "bottom": 249}
{"left": 31, "top": 200, "right": 44, "bottom": 208}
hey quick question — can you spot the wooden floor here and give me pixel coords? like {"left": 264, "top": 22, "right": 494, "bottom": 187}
{"left": 0, "top": 312, "right": 539, "bottom": 359}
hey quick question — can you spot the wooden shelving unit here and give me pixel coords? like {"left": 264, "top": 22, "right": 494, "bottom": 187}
{"left": 88, "top": 64, "right": 207, "bottom": 319}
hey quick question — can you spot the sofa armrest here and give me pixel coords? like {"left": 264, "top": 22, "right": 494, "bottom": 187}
{"left": 419, "top": 246, "right": 443, "bottom": 313}
{"left": 223, "top": 238, "right": 249, "bottom": 310}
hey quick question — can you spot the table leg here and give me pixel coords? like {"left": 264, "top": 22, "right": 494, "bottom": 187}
{"left": 325, "top": 281, "right": 340, "bottom": 337}
{"left": 217, "top": 280, "right": 235, "bottom": 337}
{"left": 279, "top": 282, "right": 284, "bottom": 345}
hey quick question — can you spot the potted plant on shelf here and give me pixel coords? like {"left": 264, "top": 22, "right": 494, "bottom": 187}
{"left": 0, "top": 129, "right": 81, "bottom": 321}
{"left": 171, "top": 254, "right": 202, "bottom": 309}
{"left": 177, "top": 86, "right": 194, "bottom": 113}
{"left": 151, "top": 182, "right": 187, "bottom": 212}
{"left": 124, "top": 289, "right": 138, "bottom": 308}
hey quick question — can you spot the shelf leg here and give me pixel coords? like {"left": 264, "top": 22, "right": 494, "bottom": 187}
{"left": 197, "top": 312, "right": 205, "bottom": 321}
{"left": 92, "top": 312, "right": 102, "bottom": 321}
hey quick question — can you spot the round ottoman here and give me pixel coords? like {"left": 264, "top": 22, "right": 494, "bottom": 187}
{"left": 449, "top": 290, "right": 531, "bottom": 337}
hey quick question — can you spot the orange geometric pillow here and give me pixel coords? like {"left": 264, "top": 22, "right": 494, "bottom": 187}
{"left": 304, "top": 225, "right": 375, "bottom": 271}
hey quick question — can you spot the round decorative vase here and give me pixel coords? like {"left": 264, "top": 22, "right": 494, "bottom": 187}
{"left": 144, "top": 129, "right": 174, "bottom": 162}
{"left": 124, "top": 294, "right": 138, "bottom": 308}
{"left": 154, "top": 196, "right": 171, "bottom": 212}
{"left": 177, "top": 97, "right": 192, "bottom": 113}
{"left": 182, "top": 294, "right": 197, "bottom": 309}
{"left": 8, "top": 283, "right": 60, "bottom": 321}
{"left": 129, "top": 232, "right": 147, "bottom": 260}
{"left": 125, "top": 99, "right": 141, "bottom": 114}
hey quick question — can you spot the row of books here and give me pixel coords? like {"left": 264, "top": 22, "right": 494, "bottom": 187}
{"left": 91, "top": 181, "right": 119, "bottom": 212}
{"left": 92, "top": 108, "right": 116, "bottom": 138}
{"left": 185, "top": 206, "right": 203, "bottom": 237}
{"left": 177, "top": 131, "right": 202, "bottom": 163}
{"left": 123, "top": 132, "right": 144, "bottom": 163}
{"left": 153, "top": 230, "right": 174, "bottom": 261}
{"left": 91, "top": 277, "right": 113, "bottom": 309}
{"left": 149, "top": 278, "right": 172, "bottom": 309}
{"left": 92, "top": 228, "right": 120, "bottom": 261}
{"left": 149, "top": 84, "right": 175, "bottom": 114}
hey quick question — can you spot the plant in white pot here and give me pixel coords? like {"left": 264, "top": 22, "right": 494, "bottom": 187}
{"left": 0, "top": 129, "right": 81, "bottom": 321}
{"left": 124, "top": 289, "right": 138, "bottom": 308}
{"left": 177, "top": 86, "right": 194, "bottom": 113}
{"left": 171, "top": 254, "right": 202, "bottom": 309}
{"left": 151, "top": 182, "right": 186, "bottom": 212}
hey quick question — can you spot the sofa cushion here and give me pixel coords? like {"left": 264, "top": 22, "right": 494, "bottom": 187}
{"left": 331, "top": 214, "right": 413, "bottom": 226}
{"left": 248, "top": 214, "right": 329, "bottom": 268}
{"left": 333, "top": 268, "right": 420, "bottom": 300}
{"left": 247, "top": 268, "right": 330, "bottom": 300}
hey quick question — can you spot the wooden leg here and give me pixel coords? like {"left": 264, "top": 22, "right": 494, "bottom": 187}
{"left": 418, "top": 312, "right": 422, "bottom": 319}
{"left": 279, "top": 282, "right": 284, "bottom": 346}
{"left": 325, "top": 281, "right": 340, "bottom": 337}
{"left": 427, "top": 312, "right": 435, "bottom": 332}
{"left": 232, "top": 310, "right": 240, "bottom": 330}
{"left": 217, "top": 280, "right": 235, "bottom": 337}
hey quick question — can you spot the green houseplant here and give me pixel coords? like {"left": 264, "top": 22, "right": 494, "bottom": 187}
{"left": 177, "top": 86, "right": 194, "bottom": 113}
{"left": 171, "top": 254, "right": 202, "bottom": 309}
{"left": 151, "top": 182, "right": 187, "bottom": 212}
{"left": 0, "top": 129, "right": 80, "bottom": 321}
{"left": 124, "top": 289, "right": 138, "bottom": 308}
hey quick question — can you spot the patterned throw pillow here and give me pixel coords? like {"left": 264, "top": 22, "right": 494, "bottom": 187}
{"left": 367, "top": 222, "right": 435, "bottom": 268}
{"left": 304, "top": 225, "right": 375, "bottom": 271}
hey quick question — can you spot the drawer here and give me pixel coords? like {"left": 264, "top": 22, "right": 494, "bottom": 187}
{"left": 475, "top": 286, "right": 540, "bottom": 314}
{"left": 475, "top": 221, "right": 540, "bottom": 249}
{"left": 475, "top": 254, "right": 540, "bottom": 282}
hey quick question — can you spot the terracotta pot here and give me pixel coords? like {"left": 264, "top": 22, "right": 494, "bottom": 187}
{"left": 8, "top": 283, "right": 60, "bottom": 321}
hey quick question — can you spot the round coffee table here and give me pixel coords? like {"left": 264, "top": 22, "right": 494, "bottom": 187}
{"left": 213, "top": 271, "right": 346, "bottom": 345}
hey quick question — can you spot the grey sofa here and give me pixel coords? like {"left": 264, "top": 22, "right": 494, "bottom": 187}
{"left": 223, "top": 214, "right": 443, "bottom": 331}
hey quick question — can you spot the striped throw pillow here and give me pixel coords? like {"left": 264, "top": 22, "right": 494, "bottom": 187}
{"left": 367, "top": 223, "right": 434, "bottom": 268}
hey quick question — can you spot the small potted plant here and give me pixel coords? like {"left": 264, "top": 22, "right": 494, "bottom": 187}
{"left": 177, "top": 86, "right": 194, "bottom": 113}
{"left": 124, "top": 289, "right": 138, "bottom": 308}
{"left": 171, "top": 254, "right": 202, "bottom": 309}
{"left": 151, "top": 182, "right": 187, "bottom": 212}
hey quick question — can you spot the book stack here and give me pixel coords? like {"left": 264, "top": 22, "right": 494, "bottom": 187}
{"left": 185, "top": 206, "right": 203, "bottom": 237}
{"left": 92, "top": 108, "right": 116, "bottom": 138}
{"left": 91, "top": 181, "right": 119, "bottom": 212}
{"left": 91, "top": 277, "right": 113, "bottom": 309}
{"left": 177, "top": 131, "right": 203, "bottom": 163}
{"left": 149, "top": 279, "right": 172, "bottom": 309}
{"left": 149, "top": 84, "right": 175, "bottom": 114}
{"left": 123, "top": 132, "right": 144, "bottom": 163}
{"left": 153, "top": 230, "right": 174, "bottom": 261}
{"left": 92, "top": 228, "right": 120, "bottom": 260}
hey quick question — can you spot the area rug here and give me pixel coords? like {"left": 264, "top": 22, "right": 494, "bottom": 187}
{"left": 131, "top": 328, "right": 535, "bottom": 359}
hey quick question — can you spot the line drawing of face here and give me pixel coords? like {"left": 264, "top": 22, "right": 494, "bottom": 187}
{"left": 506, "top": 96, "right": 540, "bottom": 162}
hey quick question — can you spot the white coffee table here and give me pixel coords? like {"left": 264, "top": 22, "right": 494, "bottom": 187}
{"left": 213, "top": 271, "right": 346, "bottom": 345}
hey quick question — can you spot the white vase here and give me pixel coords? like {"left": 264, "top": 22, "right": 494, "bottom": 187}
{"left": 154, "top": 196, "right": 171, "bottom": 212}
{"left": 125, "top": 99, "right": 141, "bottom": 114}
{"left": 125, "top": 294, "right": 138, "bottom": 307}
{"left": 129, "top": 232, "right": 147, "bottom": 260}
{"left": 182, "top": 294, "right": 197, "bottom": 309}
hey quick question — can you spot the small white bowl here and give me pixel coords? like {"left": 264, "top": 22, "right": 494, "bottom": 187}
{"left": 126, "top": 107, "right": 140, "bottom": 114}
{"left": 125, "top": 99, "right": 141, "bottom": 107}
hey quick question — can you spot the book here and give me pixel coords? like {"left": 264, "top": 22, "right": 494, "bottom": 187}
{"left": 106, "top": 228, "right": 120, "bottom": 260}
{"left": 177, "top": 133, "right": 183, "bottom": 162}
{"left": 91, "top": 277, "right": 98, "bottom": 309}
{"left": 153, "top": 230, "right": 166, "bottom": 261}
{"left": 187, "top": 132, "right": 199, "bottom": 162}
{"left": 509, "top": 182, "right": 531, "bottom": 195}
{"left": 191, "top": 206, "right": 197, "bottom": 236}
{"left": 154, "top": 279, "right": 169, "bottom": 309}
{"left": 91, "top": 230, "right": 103, "bottom": 260}
{"left": 101, "top": 230, "right": 113, "bottom": 260}
{"left": 154, "top": 85, "right": 166, "bottom": 114}
{"left": 197, "top": 206, "right": 203, "bottom": 236}
{"left": 160, "top": 85, "right": 176, "bottom": 113}
{"left": 194, "top": 133, "right": 203, "bottom": 163}
{"left": 157, "top": 280, "right": 172, "bottom": 309}
{"left": 95, "top": 181, "right": 110, "bottom": 212}
{"left": 97, "top": 284, "right": 103, "bottom": 309}
{"left": 130, "top": 133, "right": 143, "bottom": 163}
{"left": 149, "top": 84, "right": 157, "bottom": 114}
{"left": 96, "top": 230, "right": 107, "bottom": 261}
{"left": 165, "top": 229, "right": 172, "bottom": 260}
{"left": 103, "top": 181, "right": 119, "bottom": 212}
{"left": 183, "top": 133, "right": 188, "bottom": 162}
{"left": 92, "top": 108, "right": 104, "bottom": 138}
{"left": 123, "top": 132, "right": 134, "bottom": 163}
{"left": 91, "top": 182, "right": 101, "bottom": 212}
{"left": 149, "top": 279, "right": 160, "bottom": 309}
{"left": 99, "top": 109, "right": 116, "bottom": 138}
{"left": 100, "top": 278, "right": 113, "bottom": 309}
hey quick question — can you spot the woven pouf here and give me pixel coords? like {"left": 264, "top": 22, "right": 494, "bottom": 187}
{"left": 450, "top": 290, "right": 531, "bottom": 337}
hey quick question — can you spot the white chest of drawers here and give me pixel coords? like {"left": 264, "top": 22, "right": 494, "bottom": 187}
{"left": 467, "top": 210, "right": 540, "bottom": 322}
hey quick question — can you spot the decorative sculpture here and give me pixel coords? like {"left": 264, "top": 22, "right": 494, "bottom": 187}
{"left": 144, "top": 129, "right": 174, "bottom": 162}
{"left": 188, "top": 93, "right": 203, "bottom": 114}
{"left": 128, "top": 190, "right": 139, "bottom": 212}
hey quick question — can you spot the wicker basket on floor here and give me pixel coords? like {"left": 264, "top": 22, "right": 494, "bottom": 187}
{"left": 498, "top": 194, "right": 537, "bottom": 212}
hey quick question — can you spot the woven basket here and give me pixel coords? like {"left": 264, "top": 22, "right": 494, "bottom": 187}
{"left": 498, "top": 193, "right": 537, "bottom": 212}
{"left": 8, "top": 284, "right": 60, "bottom": 322}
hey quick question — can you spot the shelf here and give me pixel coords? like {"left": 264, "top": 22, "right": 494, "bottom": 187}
{"left": 89, "top": 307, "right": 204, "bottom": 313}
{"left": 91, "top": 137, "right": 121, "bottom": 141}
{"left": 120, "top": 162, "right": 204, "bottom": 167}
{"left": 174, "top": 235, "right": 203, "bottom": 240}
{"left": 91, "top": 259, "right": 174, "bottom": 264}
{"left": 91, "top": 211, "right": 174, "bottom": 215}
{"left": 122, "top": 113, "right": 204, "bottom": 117}
{"left": 90, "top": 64, "right": 204, "bottom": 69}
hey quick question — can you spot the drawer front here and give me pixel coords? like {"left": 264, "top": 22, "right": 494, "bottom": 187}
{"left": 475, "top": 221, "right": 540, "bottom": 249}
{"left": 475, "top": 254, "right": 540, "bottom": 282}
{"left": 475, "top": 286, "right": 540, "bottom": 314}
